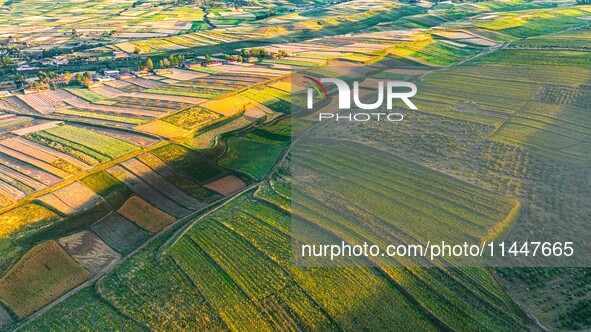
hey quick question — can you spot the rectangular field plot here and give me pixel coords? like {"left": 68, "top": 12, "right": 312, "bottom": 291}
{"left": 0, "top": 241, "right": 91, "bottom": 318}
{"left": 53, "top": 109, "right": 149, "bottom": 126}
{"left": 106, "top": 165, "right": 191, "bottom": 218}
{"left": 291, "top": 139, "right": 520, "bottom": 266}
{"left": 117, "top": 196, "right": 175, "bottom": 233}
{"left": 111, "top": 95, "right": 193, "bottom": 112}
{"left": 25, "top": 124, "right": 140, "bottom": 164}
{"left": 133, "top": 120, "right": 189, "bottom": 139}
{"left": 91, "top": 213, "right": 151, "bottom": 255}
{"left": 58, "top": 230, "right": 120, "bottom": 273}
{"left": 152, "top": 144, "right": 225, "bottom": 183}
{"left": 204, "top": 175, "right": 246, "bottom": 196}
{"left": 37, "top": 182, "right": 102, "bottom": 215}
{"left": 15, "top": 90, "right": 81, "bottom": 114}
{"left": 161, "top": 106, "right": 221, "bottom": 130}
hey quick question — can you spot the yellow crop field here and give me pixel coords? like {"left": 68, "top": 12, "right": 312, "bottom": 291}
{"left": 134, "top": 120, "right": 190, "bottom": 139}
{"left": 118, "top": 196, "right": 175, "bottom": 233}
{"left": 200, "top": 95, "right": 254, "bottom": 116}
{"left": 0, "top": 241, "right": 91, "bottom": 318}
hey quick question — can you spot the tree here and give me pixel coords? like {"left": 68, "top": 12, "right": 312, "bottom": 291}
{"left": 82, "top": 76, "right": 91, "bottom": 87}
{"left": 170, "top": 54, "right": 179, "bottom": 66}
{"left": 63, "top": 72, "right": 72, "bottom": 85}
{"left": 75, "top": 73, "right": 83, "bottom": 85}
{"left": 0, "top": 55, "right": 14, "bottom": 67}
{"left": 14, "top": 75, "right": 26, "bottom": 88}
{"left": 145, "top": 58, "right": 154, "bottom": 70}
{"left": 160, "top": 58, "right": 170, "bottom": 68}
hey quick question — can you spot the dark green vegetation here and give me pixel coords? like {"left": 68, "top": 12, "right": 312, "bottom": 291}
{"left": 153, "top": 144, "right": 225, "bottom": 183}
{"left": 80, "top": 171, "right": 133, "bottom": 209}
{"left": 218, "top": 121, "right": 291, "bottom": 181}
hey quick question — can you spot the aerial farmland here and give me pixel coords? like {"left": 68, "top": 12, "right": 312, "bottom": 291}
{"left": 0, "top": 0, "right": 589, "bottom": 331}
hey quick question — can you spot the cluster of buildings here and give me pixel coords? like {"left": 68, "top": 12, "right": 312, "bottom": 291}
{"left": 16, "top": 55, "right": 69, "bottom": 71}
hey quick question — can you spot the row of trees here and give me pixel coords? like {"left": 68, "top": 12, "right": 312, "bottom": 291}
{"left": 159, "top": 54, "right": 185, "bottom": 68}
{"left": 238, "top": 48, "right": 288, "bottom": 59}
{"left": 208, "top": 48, "right": 289, "bottom": 63}
{"left": 14, "top": 70, "right": 93, "bottom": 89}
{"left": 136, "top": 54, "right": 186, "bottom": 70}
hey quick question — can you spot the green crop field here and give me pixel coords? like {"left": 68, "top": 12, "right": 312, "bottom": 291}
{"left": 25, "top": 125, "right": 140, "bottom": 164}
{"left": 474, "top": 8, "right": 590, "bottom": 38}
{"left": 218, "top": 124, "right": 289, "bottom": 181}
{"left": 473, "top": 49, "right": 591, "bottom": 67}
{"left": 18, "top": 288, "right": 143, "bottom": 332}
{"left": 153, "top": 144, "right": 225, "bottom": 183}
{"left": 64, "top": 88, "right": 105, "bottom": 103}
{"left": 43, "top": 125, "right": 140, "bottom": 158}
{"left": 291, "top": 139, "right": 520, "bottom": 246}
